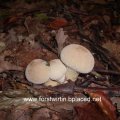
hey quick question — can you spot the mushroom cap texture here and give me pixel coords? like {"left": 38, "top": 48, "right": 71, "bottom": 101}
{"left": 50, "top": 59, "right": 67, "bottom": 81}
{"left": 25, "top": 59, "right": 50, "bottom": 84}
{"left": 60, "top": 44, "right": 95, "bottom": 73}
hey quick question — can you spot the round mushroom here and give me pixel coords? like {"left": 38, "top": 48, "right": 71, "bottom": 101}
{"left": 65, "top": 67, "right": 79, "bottom": 81}
{"left": 25, "top": 59, "right": 50, "bottom": 84}
{"left": 49, "top": 59, "right": 67, "bottom": 83}
{"left": 60, "top": 44, "right": 95, "bottom": 73}
{"left": 44, "top": 79, "right": 59, "bottom": 87}
{"left": 58, "top": 74, "right": 66, "bottom": 83}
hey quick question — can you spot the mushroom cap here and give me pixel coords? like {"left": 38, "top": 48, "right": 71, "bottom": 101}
{"left": 49, "top": 59, "right": 67, "bottom": 81}
{"left": 60, "top": 44, "right": 95, "bottom": 73}
{"left": 58, "top": 74, "right": 66, "bottom": 83}
{"left": 66, "top": 67, "right": 79, "bottom": 81}
{"left": 25, "top": 59, "right": 50, "bottom": 84}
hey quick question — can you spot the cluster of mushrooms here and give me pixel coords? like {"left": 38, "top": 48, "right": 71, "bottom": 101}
{"left": 25, "top": 44, "right": 95, "bottom": 86}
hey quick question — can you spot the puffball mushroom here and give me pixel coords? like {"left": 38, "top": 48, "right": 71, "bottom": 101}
{"left": 61, "top": 44, "right": 95, "bottom": 73}
{"left": 49, "top": 59, "right": 67, "bottom": 83}
{"left": 25, "top": 59, "right": 50, "bottom": 84}
{"left": 44, "top": 79, "right": 59, "bottom": 87}
{"left": 65, "top": 67, "right": 79, "bottom": 81}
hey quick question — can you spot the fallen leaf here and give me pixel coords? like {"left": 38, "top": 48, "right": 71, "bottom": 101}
{"left": 0, "top": 110, "right": 7, "bottom": 120}
{"left": 48, "top": 18, "right": 68, "bottom": 29}
{"left": 10, "top": 107, "right": 31, "bottom": 120}
{"left": 102, "top": 41, "right": 120, "bottom": 62}
{"left": 60, "top": 109, "right": 73, "bottom": 120}
{"left": 74, "top": 102, "right": 110, "bottom": 120}
{"left": 8, "top": 29, "right": 18, "bottom": 42}
{"left": 32, "top": 108, "right": 50, "bottom": 120}
{"left": 14, "top": 48, "right": 43, "bottom": 67}
{"left": 85, "top": 91, "right": 117, "bottom": 120}
{"left": 5, "top": 15, "right": 21, "bottom": 24}
{"left": 55, "top": 28, "right": 68, "bottom": 54}
{"left": 0, "top": 60, "right": 23, "bottom": 73}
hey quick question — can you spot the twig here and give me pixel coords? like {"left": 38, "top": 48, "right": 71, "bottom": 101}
{"left": 76, "top": 77, "right": 109, "bottom": 88}
{"left": 77, "top": 29, "right": 120, "bottom": 72}
{"left": 74, "top": 86, "right": 120, "bottom": 91}
{"left": 94, "top": 69, "right": 120, "bottom": 76}
{"left": 35, "top": 35, "right": 58, "bottom": 55}
{"left": 70, "top": 12, "right": 120, "bottom": 71}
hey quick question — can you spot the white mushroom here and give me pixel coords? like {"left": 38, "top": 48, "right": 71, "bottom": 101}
{"left": 60, "top": 44, "right": 95, "bottom": 73}
{"left": 58, "top": 74, "right": 66, "bottom": 83}
{"left": 65, "top": 67, "right": 79, "bottom": 81}
{"left": 44, "top": 79, "right": 59, "bottom": 87}
{"left": 49, "top": 59, "right": 67, "bottom": 83}
{"left": 25, "top": 59, "right": 50, "bottom": 84}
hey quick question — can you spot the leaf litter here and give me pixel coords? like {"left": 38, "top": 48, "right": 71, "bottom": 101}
{"left": 0, "top": 0, "right": 120, "bottom": 120}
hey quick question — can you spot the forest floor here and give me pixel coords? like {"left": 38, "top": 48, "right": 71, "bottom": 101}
{"left": 0, "top": 0, "right": 120, "bottom": 120}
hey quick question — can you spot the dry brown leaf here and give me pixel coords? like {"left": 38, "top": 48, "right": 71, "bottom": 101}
{"left": 32, "top": 108, "right": 50, "bottom": 120}
{"left": 48, "top": 18, "right": 68, "bottom": 29}
{"left": 102, "top": 41, "right": 120, "bottom": 62}
{"left": 55, "top": 28, "right": 68, "bottom": 54}
{"left": 10, "top": 107, "right": 31, "bottom": 120}
{"left": 86, "top": 91, "right": 117, "bottom": 120}
{"left": 0, "top": 60, "right": 23, "bottom": 73}
{"left": 0, "top": 110, "right": 7, "bottom": 120}
{"left": 14, "top": 48, "right": 44, "bottom": 67}
{"left": 74, "top": 102, "right": 110, "bottom": 120}
{"left": 8, "top": 29, "right": 18, "bottom": 42}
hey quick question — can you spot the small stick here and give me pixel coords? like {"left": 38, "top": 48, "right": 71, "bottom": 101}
{"left": 74, "top": 86, "right": 120, "bottom": 91}
{"left": 35, "top": 35, "right": 58, "bottom": 55}
{"left": 94, "top": 69, "right": 120, "bottom": 76}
